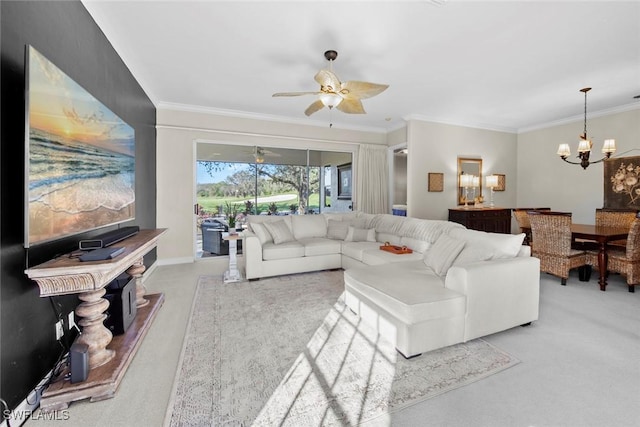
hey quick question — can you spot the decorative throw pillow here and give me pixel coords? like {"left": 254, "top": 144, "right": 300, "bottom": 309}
{"left": 249, "top": 222, "right": 273, "bottom": 245}
{"left": 326, "top": 219, "right": 350, "bottom": 240}
{"left": 263, "top": 220, "right": 295, "bottom": 245}
{"left": 423, "top": 234, "right": 466, "bottom": 276}
{"left": 344, "top": 226, "right": 376, "bottom": 242}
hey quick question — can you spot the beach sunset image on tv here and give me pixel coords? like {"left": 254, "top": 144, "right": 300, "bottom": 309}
{"left": 26, "top": 46, "right": 135, "bottom": 246}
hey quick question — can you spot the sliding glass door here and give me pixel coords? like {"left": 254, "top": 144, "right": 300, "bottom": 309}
{"left": 195, "top": 144, "right": 352, "bottom": 258}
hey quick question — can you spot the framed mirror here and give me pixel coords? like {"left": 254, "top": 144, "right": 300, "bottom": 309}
{"left": 457, "top": 157, "right": 482, "bottom": 205}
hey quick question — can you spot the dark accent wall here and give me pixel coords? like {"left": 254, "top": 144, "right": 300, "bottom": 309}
{"left": 0, "top": 1, "right": 156, "bottom": 410}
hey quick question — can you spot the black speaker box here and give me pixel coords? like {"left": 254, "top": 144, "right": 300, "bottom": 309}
{"left": 78, "top": 225, "right": 140, "bottom": 250}
{"left": 104, "top": 273, "right": 137, "bottom": 335}
{"left": 70, "top": 339, "right": 88, "bottom": 384}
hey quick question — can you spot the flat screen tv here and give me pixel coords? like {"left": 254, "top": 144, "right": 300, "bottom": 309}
{"left": 24, "top": 46, "right": 135, "bottom": 248}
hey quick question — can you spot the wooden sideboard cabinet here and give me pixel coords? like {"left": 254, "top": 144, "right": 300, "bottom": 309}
{"left": 448, "top": 207, "right": 511, "bottom": 234}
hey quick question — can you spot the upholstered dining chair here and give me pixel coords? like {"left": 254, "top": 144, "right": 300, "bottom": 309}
{"left": 587, "top": 212, "right": 640, "bottom": 292}
{"left": 528, "top": 211, "right": 589, "bottom": 286}
{"left": 513, "top": 207, "right": 551, "bottom": 246}
{"left": 595, "top": 208, "right": 638, "bottom": 248}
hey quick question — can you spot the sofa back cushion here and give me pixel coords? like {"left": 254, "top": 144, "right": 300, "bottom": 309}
{"left": 326, "top": 219, "right": 350, "bottom": 240}
{"left": 448, "top": 228, "right": 525, "bottom": 260}
{"left": 291, "top": 215, "right": 327, "bottom": 240}
{"left": 323, "top": 212, "right": 359, "bottom": 223}
{"left": 247, "top": 214, "right": 293, "bottom": 231}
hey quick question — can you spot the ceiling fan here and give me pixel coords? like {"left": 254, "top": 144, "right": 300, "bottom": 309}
{"left": 252, "top": 146, "right": 280, "bottom": 163}
{"left": 272, "top": 50, "right": 389, "bottom": 117}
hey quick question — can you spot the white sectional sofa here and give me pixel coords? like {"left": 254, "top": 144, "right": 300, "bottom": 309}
{"left": 244, "top": 212, "right": 540, "bottom": 358}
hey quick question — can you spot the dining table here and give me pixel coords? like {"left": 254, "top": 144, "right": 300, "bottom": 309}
{"left": 522, "top": 223, "right": 629, "bottom": 291}
{"left": 570, "top": 224, "right": 629, "bottom": 291}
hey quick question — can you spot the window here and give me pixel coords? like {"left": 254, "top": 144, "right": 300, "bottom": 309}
{"left": 195, "top": 144, "right": 352, "bottom": 257}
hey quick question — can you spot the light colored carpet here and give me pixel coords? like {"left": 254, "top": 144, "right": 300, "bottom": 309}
{"left": 165, "top": 270, "right": 519, "bottom": 426}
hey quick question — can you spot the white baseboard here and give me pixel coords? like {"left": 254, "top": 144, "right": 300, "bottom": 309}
{"left": 157, "top": 257, "right": 194, "bottom": 266}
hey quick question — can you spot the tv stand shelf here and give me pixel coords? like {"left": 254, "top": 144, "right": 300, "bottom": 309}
{"left": 39, "top": 293, "right": 164, "bottom": 411}
{"left": 24, "top": 228, "right": 167, "bottom": 411}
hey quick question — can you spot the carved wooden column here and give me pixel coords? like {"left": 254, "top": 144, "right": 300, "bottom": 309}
{"left": 74, "top": 288, "right": 115, "bottom": 368}
{"left": 126, "top": 258, "right": 148, "bottom": 307}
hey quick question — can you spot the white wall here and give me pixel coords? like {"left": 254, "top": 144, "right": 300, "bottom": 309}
{"left": 406, "top": 119, "right": 518, "bottom": 221}
{"left": 156, "top": 105, "right": 639, "bottom": 264}
{"left": 156, "top": 107, "right": 386, "bottom": 263}
{"left": 517, "top": 108, "right": 640, "bottom": 224}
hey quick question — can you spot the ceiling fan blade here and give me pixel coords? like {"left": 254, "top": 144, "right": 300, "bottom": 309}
{"left": 340, "top": 81, "right": 389, "bottom": 100}
{"left": 272, "top": 91, "right": 321, "bottom": 97}
{"left": 304, "top": 99, "right": 325, "bottom": 116}
{"left": 314, "top": 69, "right": 342, "bottom": 92}
{"left": 337, "top": 98, "right": 366, "bottom": 114}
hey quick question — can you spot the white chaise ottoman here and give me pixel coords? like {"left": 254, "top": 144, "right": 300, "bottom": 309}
{"left": 343, "top": 260, "right": 466, "bottom": 358}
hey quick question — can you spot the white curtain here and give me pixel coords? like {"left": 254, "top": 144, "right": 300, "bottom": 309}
{"left": 355, "top": 144, "right": 389, "bottom": 214}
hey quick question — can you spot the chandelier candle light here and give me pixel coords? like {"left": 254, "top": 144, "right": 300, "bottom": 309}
{"left": 557, "top": 87, "right": 616, "bottom": 169}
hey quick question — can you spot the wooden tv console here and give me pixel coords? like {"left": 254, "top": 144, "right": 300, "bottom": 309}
{"left": 24, "top": 228, "right": 167, "bottom": 411}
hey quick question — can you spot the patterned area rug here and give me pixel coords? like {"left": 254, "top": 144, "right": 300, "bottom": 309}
{"left": 165, "top": 271, "right": 519, "bottom": 426}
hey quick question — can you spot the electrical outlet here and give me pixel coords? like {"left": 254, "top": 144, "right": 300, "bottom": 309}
{"left": 68, "top": 311, "right": 77, "bottom": 331}
{"left": 55, "top": 320, "right": 64, "bottom": 341}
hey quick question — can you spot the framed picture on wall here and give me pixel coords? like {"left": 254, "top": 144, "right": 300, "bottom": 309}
{"left": 338, "top": 163, "right": 352, "bottom": 200}
{"left": 428, "top": 173, "right": 444, "bottom": 192}
{"left": 604, "top": 156, "right": 640, "bottom": 209}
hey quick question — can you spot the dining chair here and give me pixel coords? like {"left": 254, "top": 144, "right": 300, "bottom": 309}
{"left": 528, "top": 211, "right": 590, "bottom": 285}
{"left": 513, "top": 207, "right": 551, "bottom": 246}
{"left": 587, "top": 212, "right": 640, "bottom": 292}
{"left": 595, "top": 208, "right": 638, "bottom": 248}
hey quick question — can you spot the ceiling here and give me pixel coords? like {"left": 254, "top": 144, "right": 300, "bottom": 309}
{"left": 82, "top": 0, "right": 640, "bottom": 133}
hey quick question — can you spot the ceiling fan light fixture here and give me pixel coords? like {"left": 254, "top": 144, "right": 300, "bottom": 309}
{"left": 319, "top": 92, "right": 343, "bottom": 109}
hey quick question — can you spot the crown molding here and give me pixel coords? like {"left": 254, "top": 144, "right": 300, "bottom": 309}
{"left": 517, "top": 102, "right": 640, "bottom": 134}
{"left": 157, "top": 101, "right": 639, "bottom": 137}
{"left": 156, "top": 102, "right": 389, "bottom": 134}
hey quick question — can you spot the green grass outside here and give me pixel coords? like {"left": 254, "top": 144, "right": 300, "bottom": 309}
{"left": 198, "top": 193, "right": 321, "bottom": 216}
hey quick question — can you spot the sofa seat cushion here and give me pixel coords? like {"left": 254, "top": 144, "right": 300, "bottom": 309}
{"left": 298, "top": 237, "right": 342, "bottom": 256}
{"left": 341, "top": 241, "right": 381, "bottom": 261}
{"left": 361, "top": 248, "right": 423, "bottom": 265}
{"left": 262, "top": 241, "right": 305, "bottom": 260}
{"left": 345, "top": 261, "right": 466, "bottom": 325}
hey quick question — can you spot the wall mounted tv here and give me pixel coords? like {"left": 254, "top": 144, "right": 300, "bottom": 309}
{"left": 24, "top": 46, "right": 135, "bottom": 248}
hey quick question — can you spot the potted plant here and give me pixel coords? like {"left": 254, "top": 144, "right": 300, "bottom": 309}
{"left": 225, "top": 202, "right": 239, "bottom": 230}
{"left": 268, "top": 202, "right": 278, "bottom": 215}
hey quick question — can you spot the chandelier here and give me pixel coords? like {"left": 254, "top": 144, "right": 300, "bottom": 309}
{"left": 556, "top": 87, "right": 616, "bottom": 169}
